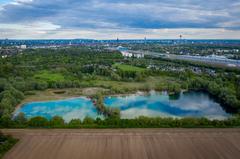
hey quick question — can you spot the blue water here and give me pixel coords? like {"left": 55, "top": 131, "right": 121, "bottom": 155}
{"left": 15, "top": 91, "right": 230, "bottom": 121}
{"left": 104, "top": 91, "right": 230, "bottom": 120}
{"left": 15, "top": 97, "right": 101, "bottom": 122}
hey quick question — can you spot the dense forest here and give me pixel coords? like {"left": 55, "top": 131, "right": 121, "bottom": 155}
{"left": 0, "top": 47, "right": 240, "bottom": 128}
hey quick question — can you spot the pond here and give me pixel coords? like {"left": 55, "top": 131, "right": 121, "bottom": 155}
{"left": 104, "top": 91, "right": 230, "bottom": 120}
{"left": 14, "top": 97, "right": 101, "bottom": 122}
{"left": 15, "top": 91, "right": 230, "bottom": 122}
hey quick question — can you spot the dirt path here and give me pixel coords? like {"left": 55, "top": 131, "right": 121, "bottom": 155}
{"left": 2, "top": 129, "right": 240, "bottom": 159}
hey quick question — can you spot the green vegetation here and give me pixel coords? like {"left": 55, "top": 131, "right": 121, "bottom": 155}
{"left": 113, "top": 63, "right": 146, "bottom": 72}
{"left": 28, "top": 116, "right": 49, "bottom": 127}
{"left": 0, "top": 83, "right": 24, "bottom": 121}
{"left": 0, "top": 46, "right": 239, "bottom": 128}
{"left": 0, "top": 132, "right": 18, "bottom": 159}
{"left": 1, "top": 114, "right": 240, "bottom": 128}
{"left": 34, "top": 70, "right": 65, "bottom": 82}
{"left": 93, "top": 93, "right": 120, "bottom": 118}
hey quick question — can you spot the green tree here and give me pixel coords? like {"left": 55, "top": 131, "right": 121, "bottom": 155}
{"left": 35, "top": 81, "right": 48, "bottom": 90}
{"left": 0, "top": 114, "right": 13, "bottom": 128}
{"left": 68, "top": 119, "right": 81, "bottom": 127}
{"left": 14, "top": 112, "right": 27, "bottom": 126}
{"left": 83, "top": 116, "right": 94, "bottom": 125}
{"left": 50, "top": 116, "right": 65, "bottom": 127}
{"left": 28, "top": 116, "right": 49, "bottom": 127}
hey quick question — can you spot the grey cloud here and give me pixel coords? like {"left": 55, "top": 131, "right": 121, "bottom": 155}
{"left": 0, "top": 0, "right": 239, "bottom": 30}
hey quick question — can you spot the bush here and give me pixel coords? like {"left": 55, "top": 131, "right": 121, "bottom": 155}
{"left": 50, "top": 116, "right": 65, "bottom": 127}
{"left": 68, "top": 119, "right": 82, "bottom": 128}
{"left": 0, "top": 115, "right": 14, "bottom": 128}
{"left": 28, "top": 116, "right": 49, "bottom": 127}
{"left": 83, "top": 116, "right": 94, "bottom": 125}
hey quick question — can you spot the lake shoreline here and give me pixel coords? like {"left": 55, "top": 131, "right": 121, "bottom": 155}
{"left": 14, "top": 88, "right": 184, "bottom": 111}
{"left": 14, "top": 89, "right": 231, "bottom": 121}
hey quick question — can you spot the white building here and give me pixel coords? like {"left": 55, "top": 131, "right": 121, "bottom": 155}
{"left": 1, "top": 55, "right": 8, "bottom": 58}
{"left": 133, "top": 52, "right": 144, "bottom": 58}
{"left": 121, "top": 51, "right": 133, "bottom": 57}
{"left": 20, "top": 45, "right": 27, "bottom": 49}
{"left": 121, "top": 51, "right": 144, "bottom": 58}
{"left": 116, "top": 46, "right": 144, "bottom": 58}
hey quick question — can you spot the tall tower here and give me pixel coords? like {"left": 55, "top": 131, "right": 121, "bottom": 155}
{"left": 179, "top": 35, "right": 183, "bottom": 40}
{"left": 179, "top": 35, "right": 183, "bottom": 44}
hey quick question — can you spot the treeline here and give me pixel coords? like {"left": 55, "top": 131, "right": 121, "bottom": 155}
{"left": 1, "top": 114, "right": 240, "bottom": 128}
{"left": 0, "top": 80, "right": 24, "bottom": 118}
{"left": 0, "top": 131, "right": 18, "bottom": 158}
{"left": 92, "top": 93, "right": 120, "bottom": 118}
{"left": 188, "top": 77, "right": 240, "bottom": 113}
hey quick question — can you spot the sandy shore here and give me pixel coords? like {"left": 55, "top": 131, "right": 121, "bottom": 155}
{"left": 2, "top": 128, "right": 240, "bottom": 159}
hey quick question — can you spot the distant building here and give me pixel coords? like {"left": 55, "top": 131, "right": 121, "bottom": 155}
{"left": 121, "top": 51, "right": 133, "bottom": 57}
{"left": 20, "top": 45, "right": 27, "bottom": 49}
{"left": 133, "top": 52, "right": 144, "bottom": 58}
{"left": 116, "top": 46, "right": 144, "bottom": 58}
{"left": 121, "top": 51, "right": 144, "bottom": 58}
{"left": 116, "top": 46, "right": 128, "bottom": 52}
{"left": 1, "top": 55, "right": 8, "bottom": 58}
{"left": 233, "top": 49, "right": 239, "bottom": 53}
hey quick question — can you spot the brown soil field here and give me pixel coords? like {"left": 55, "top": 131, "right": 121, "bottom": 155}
{"left": 2, "top": 129, "right": 240, "bottom": 159}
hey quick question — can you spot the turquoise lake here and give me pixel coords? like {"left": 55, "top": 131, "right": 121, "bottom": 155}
{"left": 15, "top": 97, "right": 101, "bottom": 122}
{"left": 104, "top": 91, "right": 230, "bottom": 120}
{"left": 15, "top": 91, "right": 230, "bottom": 121}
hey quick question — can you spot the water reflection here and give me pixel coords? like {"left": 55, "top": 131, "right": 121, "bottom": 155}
{"left": 15, "top": 97, "right": 101, "bottom": 122}
{"left": 15, "top": 91, "right": 230, "bottom": 121}
{"left": 104, "top": 91, "right": 230, "bottom": 120}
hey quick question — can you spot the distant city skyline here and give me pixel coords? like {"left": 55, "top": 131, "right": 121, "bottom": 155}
{"left": 0, "top": 0, "right": 240, "bottom": 39}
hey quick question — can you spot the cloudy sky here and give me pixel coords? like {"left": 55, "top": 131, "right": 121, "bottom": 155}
{"left": 0, "top": 0, "right": 240, "bottom": 39}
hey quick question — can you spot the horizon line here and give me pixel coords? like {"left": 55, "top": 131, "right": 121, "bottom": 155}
{"left": 1, "top": 38, "right": 240, "bottom": 41}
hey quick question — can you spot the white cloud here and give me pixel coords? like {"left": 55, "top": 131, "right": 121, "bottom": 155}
{"left": 0, "top": 0, "right": 240, "bottom": 39}
{"left": 1, "top": 23, "right": 240, "bottom": 39}
{"left": 0, "top": 21, "right": 60, "bottom": 30}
